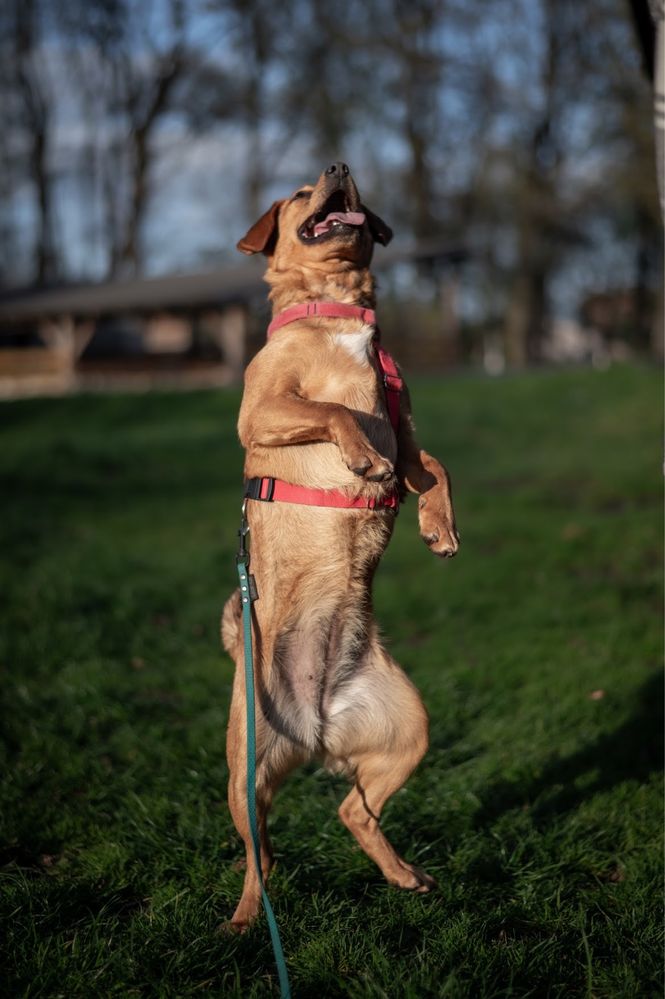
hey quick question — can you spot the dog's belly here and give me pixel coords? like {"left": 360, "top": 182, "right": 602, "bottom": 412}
{"left": 267, "top": 598, "right": 370, "bottom": 751}
{"left": 249, "top": 502, "right": 393, "bottom": 752}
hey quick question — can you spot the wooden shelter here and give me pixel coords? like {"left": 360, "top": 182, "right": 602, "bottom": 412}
{"left": 0, "top": 244, "right": 466, "bottom": 398}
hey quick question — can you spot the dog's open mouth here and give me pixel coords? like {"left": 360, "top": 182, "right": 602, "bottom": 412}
{"left": 298, "top": 191, "right": 365, "bottom": 244}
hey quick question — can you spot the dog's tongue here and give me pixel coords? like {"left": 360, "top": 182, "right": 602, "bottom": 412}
{"left": 313, "top": 211, "right": 365, "bottom": 237}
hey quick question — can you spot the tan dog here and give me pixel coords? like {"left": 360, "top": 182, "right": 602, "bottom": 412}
{"left": 222, "top": 162, "right": 459, "bottom": 931}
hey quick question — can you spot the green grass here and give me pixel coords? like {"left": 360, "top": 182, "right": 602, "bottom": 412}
{"left": 0, "top": 364, "right": 662, "bottom": 998}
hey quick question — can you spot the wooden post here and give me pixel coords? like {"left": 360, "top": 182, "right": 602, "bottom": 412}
{"left": 201, "top": 305, "right": 248, "bottom": 382}
{"left": 39, "top": 315, "right": 94, "bottom": 389}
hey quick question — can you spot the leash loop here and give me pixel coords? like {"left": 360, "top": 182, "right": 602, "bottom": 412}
{"left": 235, "top": 510, "right": 292, "bottom": 998}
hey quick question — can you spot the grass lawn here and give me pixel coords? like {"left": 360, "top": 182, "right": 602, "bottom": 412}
{"left": 0, "top": 364, "right": 662, "bottom": 998}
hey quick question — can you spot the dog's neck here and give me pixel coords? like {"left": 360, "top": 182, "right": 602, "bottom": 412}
{"left": 266, "top": 264, "right": 376, "bottom": 315}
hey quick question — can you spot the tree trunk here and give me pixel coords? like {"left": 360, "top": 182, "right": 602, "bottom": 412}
{"left": 121, "top": 126, "right": 149, "bottom": 275}
{"left": 117, "top": 53, "right": 183, "bottom": 276}
{"left": 33, "top": 125, "right": 55, "bottom": 282}
{"left": 14, "top": 0, "right": 57, "bottom": 282}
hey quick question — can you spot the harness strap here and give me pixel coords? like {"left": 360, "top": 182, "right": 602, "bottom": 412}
{"left": 375, "top": 342, "right": 402, "bottom": 436}
{"left": 245, "top": 476, "right": 399, "bottom": 511}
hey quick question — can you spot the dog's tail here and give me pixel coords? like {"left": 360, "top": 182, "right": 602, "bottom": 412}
{"left": 221, "top": 588, "right": 242, "bottom": 657}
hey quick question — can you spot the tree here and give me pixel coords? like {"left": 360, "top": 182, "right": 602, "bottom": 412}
{"left": 0, "top": 0, "right": 58, "bottom": 283}
{"left": 72, "top": 0, "right": 189, "bottom": 276}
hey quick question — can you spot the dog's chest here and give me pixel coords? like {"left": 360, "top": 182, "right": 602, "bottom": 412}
{"left": 331, "top": 325, "right": 374, "bottom": 365}
{"left": 320, "top": 329, "right": 385, "bottom": 420}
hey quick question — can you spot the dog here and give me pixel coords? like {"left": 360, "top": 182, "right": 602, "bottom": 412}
{"left": 222, "top": 162, "right": 459, "bottom": 931}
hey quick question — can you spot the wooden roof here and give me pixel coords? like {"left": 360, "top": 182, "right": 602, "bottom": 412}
{"left": 0, "top": 243, "right": 467, "bottom": 324}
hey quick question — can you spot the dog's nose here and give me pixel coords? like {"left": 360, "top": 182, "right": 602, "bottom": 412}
{"left": 325, "top": 162, "right": 349, "bottom": 178}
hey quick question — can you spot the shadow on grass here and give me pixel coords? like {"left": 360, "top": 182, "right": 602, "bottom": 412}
{"left": 474, "top": 671, "right": 664, "bottom": 826}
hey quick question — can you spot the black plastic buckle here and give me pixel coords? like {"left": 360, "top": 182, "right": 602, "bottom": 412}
{"left": 244, "top": 476, "right": 275, "bottom": 502}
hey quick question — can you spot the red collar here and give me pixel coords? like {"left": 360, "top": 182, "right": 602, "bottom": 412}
{"left": 267, "top": 301, "right": 377, "bottom": 338}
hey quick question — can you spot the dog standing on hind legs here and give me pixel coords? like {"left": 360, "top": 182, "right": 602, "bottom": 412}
{"left": 222, "top": 162, "right": 459, "bottom": 931}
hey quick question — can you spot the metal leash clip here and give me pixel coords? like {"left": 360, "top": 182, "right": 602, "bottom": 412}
{"left": 236, "top": 502, "right": 258, "bottom": 601}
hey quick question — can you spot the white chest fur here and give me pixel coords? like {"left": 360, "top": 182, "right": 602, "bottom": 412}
{"left": 331, "top": 324, "right": 374, "bottom": 365}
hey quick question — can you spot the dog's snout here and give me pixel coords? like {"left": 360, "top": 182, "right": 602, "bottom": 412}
{"left": 325, "top": 161, "right": 349, "bottom": 178}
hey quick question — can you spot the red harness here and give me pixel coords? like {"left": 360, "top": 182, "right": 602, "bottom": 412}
{"left": 245, "top": 302, "right": 402, "bottom": 512}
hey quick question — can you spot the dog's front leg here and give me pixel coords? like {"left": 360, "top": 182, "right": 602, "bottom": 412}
{"left": 239, "top": 390, "right": 394, "bottom": 481}
{"left": 396, "top": 392, "right": 459, "bottom": 558}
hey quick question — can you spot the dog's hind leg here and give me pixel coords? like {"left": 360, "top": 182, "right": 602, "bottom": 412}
{"left": 221, "top": 589, "right": 242, "bottom": 658}
{"left": 226, "top": 665, "right": 305, "bottom": 931}
{"left": 337, "top": 746, "right": 436, "bottom": 892}
{"left": 325, "top": 645, "right": 436, "bottom": 892}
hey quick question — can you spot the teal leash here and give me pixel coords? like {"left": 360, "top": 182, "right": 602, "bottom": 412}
{"left": 236, "top": 506, "right": 292, "bottom": 999}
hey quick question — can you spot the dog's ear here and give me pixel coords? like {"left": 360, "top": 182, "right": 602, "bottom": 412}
{"left": 236, "top": 200, "right": 285, "bottom": 255}
{"left": 362, "top": 205, "right": 393, "bottom": 246}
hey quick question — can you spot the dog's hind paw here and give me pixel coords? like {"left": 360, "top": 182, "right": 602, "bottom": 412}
{"left": 409, "top": 867, "right": 437, "bottom": 893}
{"left": 390, "top": 862, "right": 437, "bottom": 893}
{"left": 221, "top": 904, "right": 260, "bottom": 934}
{"left": 219, "top": 918, "right": 250, "bottom": 935}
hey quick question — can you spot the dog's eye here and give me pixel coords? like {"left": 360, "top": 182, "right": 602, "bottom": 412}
{"left": 292, "top": 190, "right": 311, "bottom": 200}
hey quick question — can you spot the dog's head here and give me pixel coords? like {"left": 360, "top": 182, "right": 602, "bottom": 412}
{"left": 237, "top": 163, "right": 392, "bottom": 267}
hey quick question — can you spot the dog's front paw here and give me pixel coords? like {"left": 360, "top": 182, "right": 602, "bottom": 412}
{"left": 343, "top": 443, "right": 394, "bottom": 482}
{"left": 418, "top": 496, "right": 459, "bottom": 558}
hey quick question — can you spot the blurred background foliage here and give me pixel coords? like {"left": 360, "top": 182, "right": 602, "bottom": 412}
{"left": 0, "top": 0, "right": 661, "bottom": 367}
